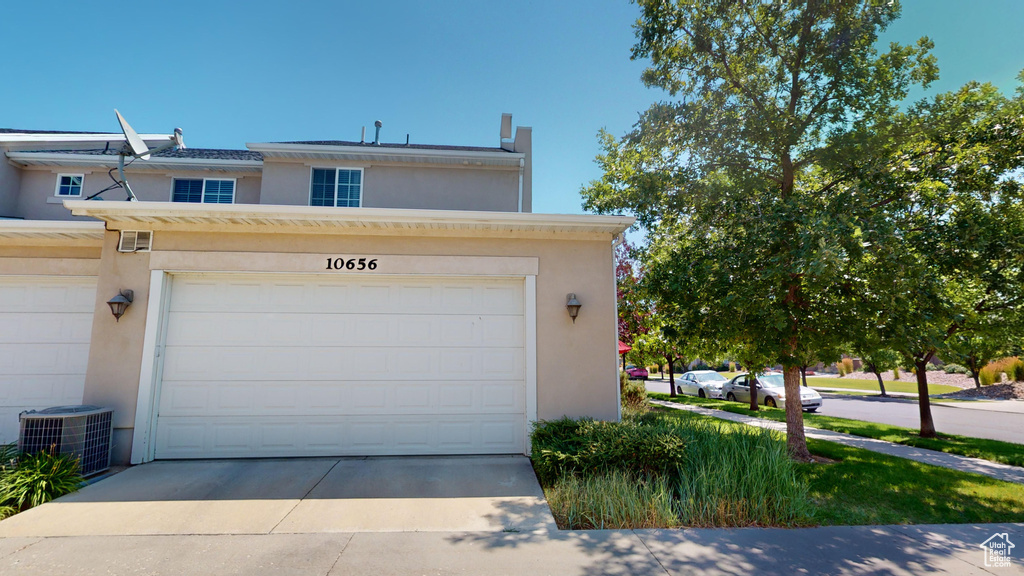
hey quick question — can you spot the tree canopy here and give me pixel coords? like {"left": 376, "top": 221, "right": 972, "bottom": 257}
{"left": 586, "top": 0, "right": 937, "bottom": 459}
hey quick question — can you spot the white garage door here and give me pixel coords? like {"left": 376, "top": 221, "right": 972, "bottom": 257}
{"left": 154, "top": 273, "right": 526, "bottom": 458}
{"left": 0, "top": 276, "right": 96, "bottom": 444}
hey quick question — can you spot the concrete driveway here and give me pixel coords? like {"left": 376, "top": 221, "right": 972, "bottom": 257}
{"left": 0, "top": 455, "right": 555, "bottom": 537}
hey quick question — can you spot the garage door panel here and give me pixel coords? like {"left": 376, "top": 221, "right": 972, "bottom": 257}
{"left": 0, "top": 374, "right": 85, "bottom": 405}
{"left": 161, "top": 346, "right": 524, "bottom": 381}
{"left": 154, "top": 274, "right": 526, "bottom": 458}
{"left": 154, "top": 414, "right": 525, "bottom": 459}
{"left": 0, "top": 276, "right": 96, "bottom": 444}
{"left": 164, "top": 312, "right": 522, "bottom": 348}
{"left": 0, "top": 312, "right": 94, "bottom": 343}
{"left": 157, "top": 380, "right": 525, "bottom": 417}
{"left": 169, "top": 275, "right": 522, "bottom": 315}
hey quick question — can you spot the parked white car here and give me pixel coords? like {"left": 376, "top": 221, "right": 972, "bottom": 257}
{"left": 675, "top": 370, "right": 728, "bottom": 399}
{"left": 722, "top": 372, "right": 822, "bottom": 412}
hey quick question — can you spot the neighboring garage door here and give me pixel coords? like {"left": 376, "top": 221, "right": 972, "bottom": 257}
{"left": 154, "top": 273, "right": 526, "bottom": 458}
{"left": 0, "top": 276, "right": 97, "bottom": 444}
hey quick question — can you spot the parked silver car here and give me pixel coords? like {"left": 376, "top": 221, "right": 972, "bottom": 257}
{"left": 722, "top": 372, "right": 822, "bottom": 411}
{"left": 675, "top": 370, "right": 728, "bottom": 398}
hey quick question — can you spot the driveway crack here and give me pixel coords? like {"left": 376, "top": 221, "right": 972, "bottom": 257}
{"left": 268, "top": 458, "right": 343, "bottom": 534}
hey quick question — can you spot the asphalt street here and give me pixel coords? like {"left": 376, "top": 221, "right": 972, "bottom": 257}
{"left": 643, "top": 378, "right": 1024, "bottom": 445}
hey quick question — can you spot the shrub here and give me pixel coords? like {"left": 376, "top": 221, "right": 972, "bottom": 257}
{"left": 925, "top": 363, "right": 942, "bottom": 371}
{"left": 841, "top": 358, "right": 854, "bottom": 375}
{"left": 673, "top": 416, "right": 811, "bottom": 527}
{"left": 892, "top": 366, "right": 900, "bottom": 380}
{"left": 1013, "top": 360, "right": 1024, "bottom": 383}
{"left": 986, "top": 357, "right": 1020, "bottom": 381}
{"left": 618, "top": 370, "right": 629, "bottom": 393}
{"left": 621, "top": 380, "right": 649, "bottom": 418}
{"left": 729, "top": 361, "right": 736, "bottom": 372}
{"left": 531, "top": 417, "right": 687, "bottom": 486}
{"left": 546, "top": 470, "right": 680, "bottom": 529}
{"left": 0, "top": 448, "right": 82, "bottom": 514}
{"left": 531, "top": 413, "right": 812, "bottom": 528}
{"left": 943, "top": 363, "right": 969, "bottom": 374}
{"left": 979, "top": 365, "right": 1000, "bottom": 386}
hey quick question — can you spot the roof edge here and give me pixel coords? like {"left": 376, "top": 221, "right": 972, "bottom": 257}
{"left": 63, "top": 201, "right": 634, "bottom": 237}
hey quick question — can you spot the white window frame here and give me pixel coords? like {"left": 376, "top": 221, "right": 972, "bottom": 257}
{"left": 54, "top": 173, "right": 84, "bottom": 197}
{"left": 169, "top": 177, "right": 237, "bottom": 204}
{"left": 308, "top": 167, "right": 364, "bottom": 208}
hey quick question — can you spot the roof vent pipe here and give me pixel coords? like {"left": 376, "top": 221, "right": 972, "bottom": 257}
{"left": 361, "top": 127, "right": 366, "bottom": 144}
{"left": 373, "top": 120, "right": 382, "bottom": 145}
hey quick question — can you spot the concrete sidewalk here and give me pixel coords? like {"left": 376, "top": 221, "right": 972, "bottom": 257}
{"left": 1, "top": 523, "right": 1021, "bottom": 575}
{"left": 652, "top": 400, "right": 1024, "bottom": 484}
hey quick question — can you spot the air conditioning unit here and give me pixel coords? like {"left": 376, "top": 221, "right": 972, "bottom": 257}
{"left": 18, "top": 405, "right": 113, "bottom": 477}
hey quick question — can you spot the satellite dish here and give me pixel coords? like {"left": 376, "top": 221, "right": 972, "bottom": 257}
{"left": 115, "top": 109, "right": 150, "bottom": 160}
{"left": 84, "top": 110, "right": 185, "bottom": 202}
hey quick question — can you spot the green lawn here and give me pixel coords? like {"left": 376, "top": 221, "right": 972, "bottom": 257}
{"left": 800, "top": 439, "right": 1024, "bottom": 525}
{"left": 805, "top": 376, "right": 959, "bottom": 395}
{"left": 654, "top": 409, "right": 1024, "bottom": 525}
{"left": 648, "top": 392, "right": 1024, "bottom": 467}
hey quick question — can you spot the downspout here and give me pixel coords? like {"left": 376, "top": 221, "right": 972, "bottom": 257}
{"left": 517, "top": 157, "right": 524, "bottom": 213}
{"left": 612, "top": 232, "right": 625, "bottom": 420}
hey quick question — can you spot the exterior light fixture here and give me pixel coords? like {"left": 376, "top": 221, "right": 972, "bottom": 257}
{"left": 566, "top": 293, "right": 581, "bottom": 323}
{"left": 107, "top": 289, "right": 134, "bottom": 322}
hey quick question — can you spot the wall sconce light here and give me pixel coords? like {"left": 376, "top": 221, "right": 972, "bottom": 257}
{"left": 107, "top": 289, "right": 134, "bottom": 322}
{"left": 566, "top": 293, "right": 582, "bottom": 323}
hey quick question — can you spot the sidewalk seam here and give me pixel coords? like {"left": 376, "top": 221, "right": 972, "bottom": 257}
{"left": 324, "top": 532, "right": 355, "bottom": 575}
{"left": 631, "top": 530, "right": 674, "bottom": 576}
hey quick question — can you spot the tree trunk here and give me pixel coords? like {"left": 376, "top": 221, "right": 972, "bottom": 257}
{"left": 915, "top": 357, "right": 936, "bottom": 438}
{"left": 622, "top": 354, "right": 627, "bottom": 371}
{"left": 667, "top": 357, "right": 676, "bottom": 397}
{"left": 800, "top": 366, "right": 808, "bottom": 387}
{"left": 972, "top": 372, "right": 981, "bottom": 388}
{"left": 784, "top": 365, "right": 812, "bottom": 461}
{"left": 748, "top": 374, "right": 759, "bottom": 411}
{"left": 874, "top": 370, "right": 887, "bottom": 397}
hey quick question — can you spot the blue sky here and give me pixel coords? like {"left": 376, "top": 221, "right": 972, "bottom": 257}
{"left": 1, "top": 1, "right": 1021, "bottom": 215}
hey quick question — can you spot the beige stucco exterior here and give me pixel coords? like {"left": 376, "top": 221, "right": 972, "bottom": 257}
{"left": 52, "top": 203, "right": 629, "bottom": 464}
{"left": 257, "top": 159, "right": 522, "bottom": 212}
{"left": 9, "top": 168, "right": 262, "bottom": 221}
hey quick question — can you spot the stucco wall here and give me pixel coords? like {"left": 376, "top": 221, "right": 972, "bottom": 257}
{"left": 81, "top": 228, "right": 619, "bottom": 462}
{"left": 259, "top": 160, "right": 521, "bottom": 212}
{"left": 0, "top": 151, "right": 22, "bottom": 218}
{"left": 11, "top": 170, "right": 262, "bottom": 220}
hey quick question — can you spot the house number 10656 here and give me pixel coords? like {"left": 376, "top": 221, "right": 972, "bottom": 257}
{"left": 326, "top": 257, "right": 378, "bottom": 271}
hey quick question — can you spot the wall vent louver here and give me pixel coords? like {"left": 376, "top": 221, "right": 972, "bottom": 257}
{"left": 118, "top": 230, "right": 152, "bottom": 252}
{"left": 18, "top": 405, "right": 114, "bottom": 477}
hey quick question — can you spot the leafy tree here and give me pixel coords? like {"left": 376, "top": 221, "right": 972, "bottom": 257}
{"left": 861, "top": 79, "right": 1024, "bottom": 435}
{"left": 858, "top": 348, "right": 901, "bottom": 397}
{"left": 794, "top": 347, "right": 840, "bottom": 388}
{"left": 582, "top": 0, "right": 935, "bottom": 459}
{"left": 633, "top": 319, "right": 690, "bottom": 397}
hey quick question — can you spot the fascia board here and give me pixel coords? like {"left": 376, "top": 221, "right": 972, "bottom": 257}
{"left": 248, "top": 142, "right": 524, "bottom": 162}
{"left": 62, "top": 201, "right": 635, "bottom": 236}
{"left": 0, "top": 133, "right": 171, "bottom": 144}
{"left": 7, "top": 152, "right": 262, "bottom": 170}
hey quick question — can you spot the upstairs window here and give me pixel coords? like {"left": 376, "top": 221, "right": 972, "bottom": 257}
{"left": 310, "top": 168, "right": 362, "bottom": 207}
{"left": 55, "top": 174, "right": 84, "bottom": 197}
{"left": 172, "top": 178, "right": 235, "bottom": 204}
